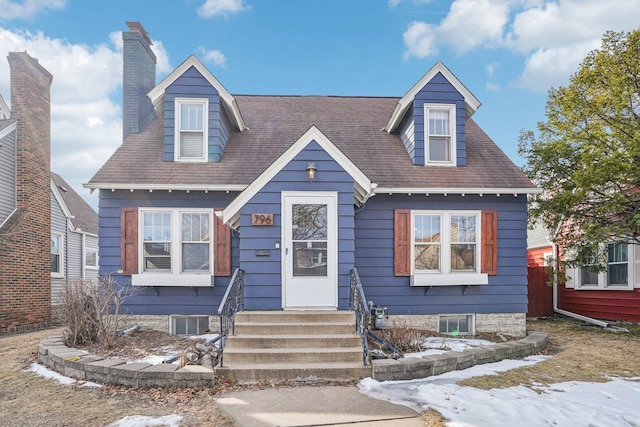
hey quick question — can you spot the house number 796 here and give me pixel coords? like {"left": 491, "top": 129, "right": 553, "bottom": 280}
{"left": 252, "top": 214, "right": 273, "bottom": 226}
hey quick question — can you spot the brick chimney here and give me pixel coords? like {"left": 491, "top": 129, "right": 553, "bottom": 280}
{"left": 122, "top": 21, "right": 156, "bottom": 140}
{"left": 0, "top": 52, "right": 53, "bottom": 334}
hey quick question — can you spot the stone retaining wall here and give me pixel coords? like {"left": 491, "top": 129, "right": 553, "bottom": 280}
{"left": 38, "top": 331, "right": 549, "bottom": 387}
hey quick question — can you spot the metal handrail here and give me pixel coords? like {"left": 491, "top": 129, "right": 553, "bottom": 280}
{"left": 217, "top": 268, "right": 245, "bottom": 367}
{"left": 349, "top": 268, "right": 369, "bottom": 366}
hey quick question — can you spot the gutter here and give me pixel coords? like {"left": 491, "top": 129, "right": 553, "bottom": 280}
{"left": 550, "top": 239, "right": 609, "bottom": 328}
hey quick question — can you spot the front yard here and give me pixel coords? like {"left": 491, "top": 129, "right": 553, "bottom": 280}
{"left": 1, "top": 316, "right": 639, "bottom": 426}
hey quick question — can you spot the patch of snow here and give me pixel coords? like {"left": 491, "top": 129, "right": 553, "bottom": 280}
{"left": 26, "top": 363, "right": 101, "bottom": 388}
{"left": 359, "top": 355, "right": 640, "bottom": 426}
{"left": 404, "top": 337, "right": 496, "bottom": 358}
{"left": 104, "top": 414, "right": 183, "bottom": 427}
{"left": 189, "top": 333, "right": 219, "bottom": 343}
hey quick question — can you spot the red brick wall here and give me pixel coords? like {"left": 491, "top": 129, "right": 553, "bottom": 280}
{"left": 0, "top": 52, "right": 53, "bottom": 334}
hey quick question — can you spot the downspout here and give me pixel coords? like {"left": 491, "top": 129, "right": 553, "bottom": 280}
{"left": 550, "top": 237, "right": 609, "bottom": 328}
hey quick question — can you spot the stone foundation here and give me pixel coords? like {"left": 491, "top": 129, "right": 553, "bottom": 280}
{"left": 384, "top": 312, "right": 526, "bottom": 337}
{"left": 118, "top": 314, "right": 221, "bottom": 334}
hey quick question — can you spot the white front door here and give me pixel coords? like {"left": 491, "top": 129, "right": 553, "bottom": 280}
{"left": 282, "top": 192, "right": 337, "bottom": 309}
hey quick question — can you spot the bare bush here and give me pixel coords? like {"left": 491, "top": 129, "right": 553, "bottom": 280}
{"left": 372, "top": 322, "right": 427, "bottom": 353}
{"left": 57, "top": 275, "right": 137, "bottom": 348}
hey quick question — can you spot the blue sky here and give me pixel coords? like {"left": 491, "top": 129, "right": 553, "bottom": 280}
{"left": 1, "top": 0, "right": 639, "bottom": 209}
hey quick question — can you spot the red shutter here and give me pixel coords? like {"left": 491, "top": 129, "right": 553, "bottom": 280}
{"left": 394, "top": 209, "right": 411, "bottom": 276}
{"left": 120, "top": 207, "right": 138, "bottom": 275}
{"left": 481, "top": 210, "right": 498, "bottom": 275}
{"left": 214, "top": 208, "right": 231, "bottom": 276}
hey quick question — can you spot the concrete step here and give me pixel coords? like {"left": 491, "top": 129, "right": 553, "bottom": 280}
{"left": 224, "top": 334, "right": 362, "bottom": 349}
{"left": 216, "top": 362, "right": 372, "bottom": 384}
{"left": 236, "top": 310, "right": 355, "bottom": 323}
{"left": 222, "top": 346, "right": 363, "bottom": 364}
{"left": 234, "top": 321, "right": 355, "bottom": 335}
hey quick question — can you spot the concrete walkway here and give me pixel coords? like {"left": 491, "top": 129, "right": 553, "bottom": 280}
{"left": 215, "top": 385, "right": 423, "bottom": 426}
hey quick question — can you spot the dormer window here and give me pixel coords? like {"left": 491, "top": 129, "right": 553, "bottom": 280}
{"left": 175, "top": 98, "right": 208, "bottom": 162}
{"left": 424, "top": 104, "right": 456, "bottom": 166}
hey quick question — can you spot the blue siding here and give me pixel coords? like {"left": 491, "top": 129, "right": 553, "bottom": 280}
{"left": 239, "top": 140, "right": 356, "bottom": 310}
{"left": 354, "top": 194, "right": 529, "bottom": 315}
{"left": 97, "top": 189, "right": 239, "bottom": 315}
{"left": 162, "top": 66, "right": 232, "bottom": 163}
{"left": 412, "top": 72, "right": 467, "bottom": 166}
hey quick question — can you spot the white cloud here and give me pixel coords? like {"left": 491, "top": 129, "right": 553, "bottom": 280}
{"left": 0, "top": 0, "right": 66, "bottom": 20}
{"left": 403, "top": 21, "right": 438, "bottom": 59}
{"left": 197, "top": 0, "right": 251, "bottom": 18}
{"left": 402, "top": 0, "right": 640, "bottom": 92}
{"left": 514, "top": 40, "right": 599, "bottom": 91}
{"left": 403, "top": 0, "right": 509, "bottom": 58}
{"left": 197, "top": 47, "right": 227, "bottom": 68}
{"left": 0, "top": 26, "right": 122, "bottom": 208}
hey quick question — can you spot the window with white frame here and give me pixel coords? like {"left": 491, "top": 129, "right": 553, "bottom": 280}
{"left": 411, "top": 211, "right": 487, "bottom": 286}
{"left": 85, "top": 249, "right": 98, "bottom": 269}
{"left": 175, "top": 98, "right": 208, "bottom": 161}
{"left": 51, "top": 233, "right": 63, "bottom": 277}
{"left": 574, "top": 243, "right": 638, "bottom": 290}
{"left": 133, "top": 209, "right": 213, "bottom": 286}
{"left": 170, "top": 315, "right": 209, "bottom": 335}
{"left": 424, "top": 104, "right": 456, "bottom": 165}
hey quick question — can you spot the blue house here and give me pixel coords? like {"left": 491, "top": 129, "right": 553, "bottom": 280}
{"left": 87, "top": 22, "right": 538, "bottom": 338}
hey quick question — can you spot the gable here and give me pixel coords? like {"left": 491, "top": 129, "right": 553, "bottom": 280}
{"left": 162, "top": 66, "right": 233, "bottom": 162}
{"left": 221, "top": 125, "right": 376, "bottom": 228}
{"left": 148, "top": 55, "right": 245, "bottom": 132}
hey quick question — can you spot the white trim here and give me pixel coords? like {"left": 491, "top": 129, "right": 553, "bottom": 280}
{"left": 281, "top": 191, "right": 338, "bottom": 309}
{"left": 51, "top": 232, "right": 64, "bottom": 278}
{"left": 374, "top": 187, "right": 542, "bottom": 196}
{"left": 570, "top": 243, "right": 638, "bottom": 291}
{"left": 50, "top": 178, "right": 74, "bottom": 220}
{"left": 385, "top": 62, "right": 481, "bottom": 133}
{"left": 0, "top": 94, "right": 10, "bottom": 119}
{"left": 174, "top": 98, "right": 209, "bottom": 162}
{"left": 83, "top": 183, "right": 246, "bottom": 192}
{"left": 147, "top": 55, "right": 246, "bottom": 132}
{"left": 222, "top": 125, "right": 376, "bottom": 229}
{"left": 424, "top": 104, "right": 456, "bottom": 166}
{"left": 132, "top": 208, "right": 214, "bottom": 287}
{"left": 0, "top": 121, "right": 16, "bottom": 140}
{"left": 410, "top": 210, "right": 487, "bottom": 287}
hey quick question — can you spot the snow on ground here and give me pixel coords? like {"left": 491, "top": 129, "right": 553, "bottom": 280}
{"left": 405, "top": 337, "right": 496, "bottom": 358}
{"left": 26, "top": 363, "right": 101, "bottom": 388}
{"left": 104, "top": 415, "right": 183, "bottom": 427}
{"left": 359, "top": 356, "right": 640, "bottom": 426}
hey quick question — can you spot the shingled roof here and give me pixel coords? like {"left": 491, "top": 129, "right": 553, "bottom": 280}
{"left": 52, "top": 172, "right": 98, "bottom": 235}
{"left": 87, "top": 94, "right": 535, "bottom": 193}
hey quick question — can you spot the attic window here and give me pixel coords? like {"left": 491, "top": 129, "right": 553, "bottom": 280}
{"left": 175, "top": 98, "right": 208, "bottom": 162}
{"left": 424, "top": 104, "right": 456, "bottom": 166}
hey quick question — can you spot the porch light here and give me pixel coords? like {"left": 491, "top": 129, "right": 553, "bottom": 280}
{"left": 306, "top": 163, "right": 317, "bottom": 181}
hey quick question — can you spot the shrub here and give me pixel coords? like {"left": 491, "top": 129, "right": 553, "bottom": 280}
{"left": 57, "top": 275, "right": 136, "bottom": 348}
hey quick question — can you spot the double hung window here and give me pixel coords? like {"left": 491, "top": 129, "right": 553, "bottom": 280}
{"left": 411, "top": 211, "right": 487, "bottom": 286}
{"left": 575, "top": 243, "right": 637, "bottom": 290}
{"left": 175, "top": 98, "right": 208, "bottom": 161}
{"left": 424, "top": 104, "right": 456, "bottom": 165}
{"left": 134, "top": 209, "right": 213, "bottom": 286}
{"left": 51, "top": 233, "right": 63, "bottom": 277}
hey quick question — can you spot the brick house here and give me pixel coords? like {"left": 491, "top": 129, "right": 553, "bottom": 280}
{"left": 0, "top": 52, "right": 53, "bottom": 335}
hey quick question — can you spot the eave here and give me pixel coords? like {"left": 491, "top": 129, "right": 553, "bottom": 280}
{"left": 384, "top": 61, "right": 481, "bottom": 133}
{"left": 83, "top": 183, "right": 246, "bottom": 194}
{"left": 374, "top": 186, "right": 542, "bottom": 197}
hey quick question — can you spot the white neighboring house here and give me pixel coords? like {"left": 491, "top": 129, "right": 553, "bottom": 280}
{"left": 51, "top": 172, "right": 99, "bottom": 304}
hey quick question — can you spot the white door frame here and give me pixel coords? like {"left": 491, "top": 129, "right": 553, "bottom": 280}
{"left": 281, "top": 191, "right": 338, "bottom": 309}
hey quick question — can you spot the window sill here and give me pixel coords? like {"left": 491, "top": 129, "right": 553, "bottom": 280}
{"left": 411, "top": 273, "right": 488, "bottom": 287}
{"left": 51, "top": 273, "right": 64, "bottom": 279}
{"left": 131, "top": 273, "right": 213, "bottom": 287}
{"left": 575, "top": 285, "right": 635, "bottom": 291}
